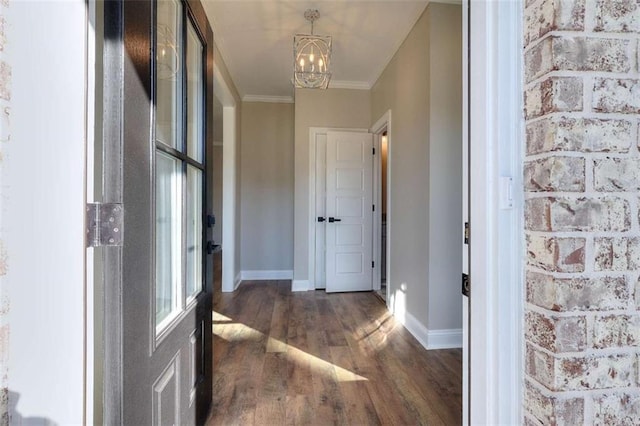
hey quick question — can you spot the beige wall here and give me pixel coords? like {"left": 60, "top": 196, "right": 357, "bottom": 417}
{"left": 371, "top": 3, "right": 462, "bottom": 331}
{"left": 293, "top": 88, "right": 371, "bottom": 282}
{"left": 241, "top": 102, "right": 295, "bottom": 271}
{"left": 212, "top": 41, "right": 243, "bottom": 283}
{"left": 426, "top": 4, "right": 463, "bottom": 330}
{"left": 211, "top": 144, "right": 223, "bottom": 245}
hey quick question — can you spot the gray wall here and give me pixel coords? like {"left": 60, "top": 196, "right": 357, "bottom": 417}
{"left": 240, "top": 102, "right": 295, "bottom": 272}
{"left": 293, "top": 88, "right": 371, "bottom": 282}
{"left": 371, "top": 3, "right": 462, "bottom": 331}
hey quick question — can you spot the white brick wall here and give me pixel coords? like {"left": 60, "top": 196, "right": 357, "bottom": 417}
{"left": 524, "top": 0, "right": 640, "bottom": 424}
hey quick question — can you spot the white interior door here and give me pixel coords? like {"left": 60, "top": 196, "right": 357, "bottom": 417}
{"left": 325, "top": 131, "right": 374, "bottom": 293}
{"left": 462, "top": 1, "right": 470, "bottom": 423}
{"left": 315, "top": 134, "right": 327, "bottom": 289}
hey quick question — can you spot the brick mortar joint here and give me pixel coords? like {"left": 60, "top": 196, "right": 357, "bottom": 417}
{"left": 524, "top": 110, "right": 640, "bottom": 125}
{"left": 523, "top": 193, "right": 639, "bottom": 203}
{"left": 525, "top": 302, "right": 636, "bottom": 319}
{"left": 525, "top": 71, "right": 640, "bottom": 91}
{"left": 525, "top": 265, "right": 635, "bottom": 279}
{"left": 525, "top": 338, "right": 640, "bottom": 358}
{"left": 525, "top": 375, "right": 640, "bottom": 401}
{"left": 524, "top": 152, "right": 588, "bottom": 162}
{"left": 523, "top": 31, "right": 640, "bottom": 55}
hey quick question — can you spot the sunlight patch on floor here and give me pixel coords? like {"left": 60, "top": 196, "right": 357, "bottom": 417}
{"left": 212, "top": 311, "right": 233, "bottom": 322}
{"left": 213, "top": 312, "right": 368, "bottom": 383}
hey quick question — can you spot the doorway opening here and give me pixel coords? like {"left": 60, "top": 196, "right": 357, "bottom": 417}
{"left": 377, "top": 131, "right": 388, "bottom": 302}
{"left": 371, "top": 110, "right": 391, "bottom": 306}
{"left": 212, "top": 66, "right": 238, "bottom": 293}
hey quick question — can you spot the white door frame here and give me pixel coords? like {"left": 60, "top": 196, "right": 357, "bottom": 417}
{"left": 9, "top": 1, "right": 89, "bottom": 423}
{"left": 465, "top": 0, "right": 523, "bottom": 424}
{"left": 213, "top": 66, "right": 239, "bottom": 292}
{"left": 307, "top": 127, "right": 369, "bottom": 291}
{"left": 371, "top": 111, "right": 392, "bottom": 302}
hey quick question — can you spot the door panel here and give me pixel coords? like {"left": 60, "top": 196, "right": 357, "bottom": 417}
{"left": 326, "top": 132, "right": 373, "bottom": 293}
{"left": 102, "top": 0, "right": 214, "bottom": 423}
{"left": 314, "top": 134, "right": 327, "bottom": 289}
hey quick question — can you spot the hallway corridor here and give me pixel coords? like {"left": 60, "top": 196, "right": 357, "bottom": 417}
{"left": 207, "top": 254, "right": 462, "bottom": 425}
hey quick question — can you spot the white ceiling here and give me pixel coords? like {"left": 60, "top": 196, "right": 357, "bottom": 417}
{"left": 202, "top": 0, "right": 430, "bottom": 102}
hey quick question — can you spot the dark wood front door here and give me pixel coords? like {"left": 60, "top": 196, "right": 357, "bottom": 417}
{"left": 101, "top": 0, "right": 214, "bottom": 423}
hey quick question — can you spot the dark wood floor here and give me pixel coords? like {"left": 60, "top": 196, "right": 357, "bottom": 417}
{"left": 206, "top": 254, "right": 462, "bottom": 425}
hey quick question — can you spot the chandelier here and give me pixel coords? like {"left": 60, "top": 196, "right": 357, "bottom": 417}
{"left": 293, "top": 9, "right": 332, "bottom": 89}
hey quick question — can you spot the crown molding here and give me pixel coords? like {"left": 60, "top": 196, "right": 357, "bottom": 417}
{"left": 328, "top": 80, "right": 371, "bottom": 90}
{"left": 242, "top": 95, "right": 294, "bottom": 104}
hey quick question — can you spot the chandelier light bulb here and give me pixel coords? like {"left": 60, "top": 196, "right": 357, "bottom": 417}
{"left": 293, "top": 9, "right": 332, "bottom": 89}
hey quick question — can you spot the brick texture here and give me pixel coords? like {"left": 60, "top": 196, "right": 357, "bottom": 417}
{"left": 525, "top": 77, "right": 583, "bottom": 119}
{"left": 524, "top": 0, "right": 585, "bottom": 46}
{"left": 593, "top": 393, "right": 640, "bottom": 425}
{"left": 525, "top": 380, "right": 585, "bottom": 425}
{"left": 593, "top": 79, "right": 640, "bottom": 114}
{"left": 594, "top": 0, "right": 640, "bottom": 33}
{"left": 527, "top": 235, "right": 585, "bottom": 272}
{"left": 525, "top": 37, "right": 631, "bottom": 83}
{"left": 524, "top": 157, "right": 585, "bottom": 192}
{"left": 525, "top": 197, "right": 630, "bottom": 232}
{"left": 526, "top": 273, "right": 629, "bottom": 312}
{"left": 524, "top": 0, "right": 640, "bottom": 422}
{"left": 526, "top": 117, "right": 633, "bottom": 155}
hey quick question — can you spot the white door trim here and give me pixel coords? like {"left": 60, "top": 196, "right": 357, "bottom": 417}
{"left": 213, "top": 66, "right": 239, "bottom": 293}
{"left": 466, "top": 0, "right": 523, "bottom": 424}
{"left": 370, "top": 110, "right": 392, "bottom": 303}
{"left": 306, "top": 127, "right": 369, "bottom": 292}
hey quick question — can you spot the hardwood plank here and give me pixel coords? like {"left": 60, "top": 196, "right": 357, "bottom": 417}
{"left": 206, "top": 256, "right": 462, "bottom": 426}
{"left": 254, "top": 352, "right": 288, "bottom": 425}
{"left": 315, "top": 297, "right": 349, "bottom": 347}
{"left": 286, "top": 296, "right": 314, "bottom": 397}
{"left": 266, "top": 292, "right": 290, "bottom": 353}
{"left": 329, "top": 346, "right": 381, "bottom": 426}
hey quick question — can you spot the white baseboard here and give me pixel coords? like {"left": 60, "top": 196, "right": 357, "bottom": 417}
{"left": 240, "top": 270, "right": 293, "bottom": 281}
{"left": 402, "top": 311, "right": 462, "bottom": 350}
{"left": 233, "top": 273, "right": 242, "bottom": 291}
{"left": 426, "top": 328, "right": 463, "bottom": 349}
{"left": 291, "top": 280, "right": 311, "bottom": 292}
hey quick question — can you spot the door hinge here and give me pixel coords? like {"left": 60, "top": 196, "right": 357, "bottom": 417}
{"left": 86, "top": 202, "right": 124, "bottom": 247}
{"left": 372, "top": 204, "right": 375, "bottom": 212}
{"left": 462, "top": 273, "right": 470, "bottom": 297}
{"left": 373, "top": 147, "right": 376, "bottom": 155}
{"left": 464, "top": 222, "right": 470, "bottom": 245}
{"left": 372, "top": 261, "right": 375, "bottom": 268}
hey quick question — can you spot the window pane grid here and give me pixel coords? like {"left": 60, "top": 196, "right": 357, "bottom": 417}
{"left": 154, "top": 2, "right": 206, "bottom": 334}
{"left": 186, "top": 20, "right": 204, "bottom": 162}
{"left": 155, "top": 152, "right": 183, "bottom": 328}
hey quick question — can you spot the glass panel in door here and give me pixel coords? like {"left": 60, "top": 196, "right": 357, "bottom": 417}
{"left": 186, "top": 164, "right": 203, "bottom": 300}
{"left": 186, "top": 21, "right": 204, "bottom": 162}
{"left": 155, "top": 151, "right": 182, "bottom": 327}
{"left": 156, "top": 0, "right": 182, "bottom": 149}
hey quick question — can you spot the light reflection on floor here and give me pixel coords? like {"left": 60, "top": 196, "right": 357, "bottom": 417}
{"left": 213, "top": 311, "right": 368, "bottom": 383}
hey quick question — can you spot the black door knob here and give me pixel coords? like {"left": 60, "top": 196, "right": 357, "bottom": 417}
{"left": 328, "top": 217, "right": 342, "bottom": 223}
